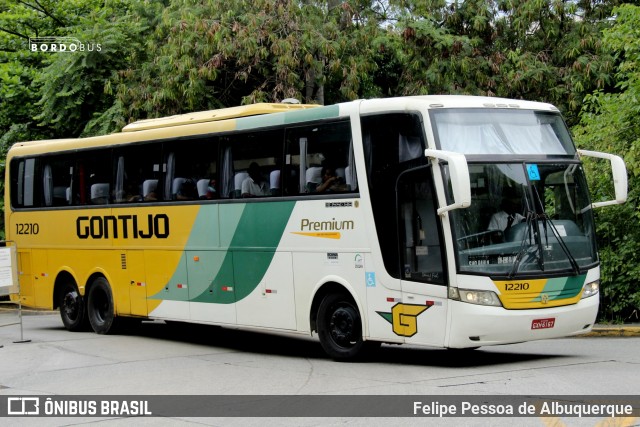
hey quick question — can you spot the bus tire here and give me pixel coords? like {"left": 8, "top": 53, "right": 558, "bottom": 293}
{"left": 317, "top": 293, "right": 369, "bottom": 361}
{"left": 87, "top": 277, "right": 117, "bottom": 334}
{"left": 58, "top": 281, "right": 89, "bottom": 332}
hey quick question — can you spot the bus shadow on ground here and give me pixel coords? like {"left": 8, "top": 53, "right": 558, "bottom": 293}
{"left": 116, "top": 320, "right": 569, "bottom": 368}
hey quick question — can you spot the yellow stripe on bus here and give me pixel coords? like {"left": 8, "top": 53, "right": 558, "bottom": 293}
{"left": 291, "top": 232, "right": 341, "bottom": 239}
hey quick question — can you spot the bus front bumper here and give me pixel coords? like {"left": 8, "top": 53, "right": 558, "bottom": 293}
{"left": 446, "top": 294, "right": 599, "bottom": 348}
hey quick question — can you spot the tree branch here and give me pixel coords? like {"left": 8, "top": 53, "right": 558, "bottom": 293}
{"left": 17, "top": 0, "right": 67, "bottom": 27}
{"left": 0, "top": 26, "right": 29, "bottom": 39}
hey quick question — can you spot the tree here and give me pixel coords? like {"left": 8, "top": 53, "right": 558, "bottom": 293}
{"left": 33, "top": 1, "right": 165, "bottom": 136}
{"left": 115, "top": 0, "right": 383, "bottom": 121}
{"left": 573, "top": 4, "right": 640, "bottom": 323}
{"left": 392, "top": 0, "right": 617, "bottom": 125}
{"left": 0, "top": 0, "right": 107, "bottom": 237}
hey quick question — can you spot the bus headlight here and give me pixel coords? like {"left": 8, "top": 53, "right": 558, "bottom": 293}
{"left": 581, "top": 280, "right": 599, "bottom": 299}
{"left": 449, "top": 287, "right": 502, "bottom": 307}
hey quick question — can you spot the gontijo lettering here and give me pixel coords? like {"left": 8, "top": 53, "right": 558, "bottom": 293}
{"left": 76, "top": 214, "right": 169, "bottom": 239}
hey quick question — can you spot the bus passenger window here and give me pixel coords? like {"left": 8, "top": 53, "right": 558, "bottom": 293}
{"left": 164, "top": 136, "right": 219, "bottom": 202}
{"left": 285, "top": 120, "right": 354, "bottom": 196}
{"left": 222, "top": 128, "right": 283, "bottom": 199}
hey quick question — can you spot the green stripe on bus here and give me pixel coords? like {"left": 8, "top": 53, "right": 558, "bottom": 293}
{"left": 151, "top": 201, "right": 296, "bottom": 304}
{"left": 236, "top": 105, "right": 340, "bottom": 130}
{"left": 531, "top": 275, "right": 585, "bottom": 302}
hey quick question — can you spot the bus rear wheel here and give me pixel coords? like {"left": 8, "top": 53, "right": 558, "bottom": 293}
{"left": 87, "top": 277, "right": 117, "bottom": 334}
{"left": 317, "top": 293, "right": 373, "bottom": 361}
{"left": 58, "top": 281, "right": 88, "bottom": 331}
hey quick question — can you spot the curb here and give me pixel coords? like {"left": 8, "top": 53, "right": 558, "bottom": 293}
{"left": 583, "top": 325, "right": 640, "bottom": 337}
{"left": 0, "top": 304, "right": 57, "bottom": 316}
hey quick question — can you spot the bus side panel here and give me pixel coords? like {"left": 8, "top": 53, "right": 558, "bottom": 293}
{"left": 126, "top": 250, "right": 147, "bottom": 317}
{"left": 363, "top": 253, "right": 405, "bottom": 344}
{"left": 187, "top": 250, "right": 236, "bottom": 325}
{"left": 16, "top": 250, "right": 35, "bottom": 307}
{"left": 146, "top": 251, "right": 191, "bottom": 321}
{"left": 31, "top": 249, "right": 50, "bottom": 308}
{"left": 235, "top": 251, "right": 296, "bottom": 330}
{"left": 291, "top": 250, "right": 371, "bottom": 336}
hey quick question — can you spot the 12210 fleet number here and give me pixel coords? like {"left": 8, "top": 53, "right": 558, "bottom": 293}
{"left": 504, "top": 282, "right": 530, "bottom": 291}
{"left": 15, "top": 223, "right": 40, "bottom": 235}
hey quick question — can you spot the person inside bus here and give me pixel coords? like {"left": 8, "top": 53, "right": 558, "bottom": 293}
{"left": 176, "top": 179, "right": 198, "bottom": 200}
{"left": 315, "top": 165, "right": 348, "bottom": 193}
{"left": 119, "top": 182, "right": 142, "bottom": 203}
{"left": 202, "top": 178, "right": 217, "bottom": 199}
{"left": 241, "top": 162, "right": 268, "bottom": 197}
{"left": 488, "top": 197, "right": 525, "bottom": 232}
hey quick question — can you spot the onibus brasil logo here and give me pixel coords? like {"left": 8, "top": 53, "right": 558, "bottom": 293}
{"left": 29, "top": 37, "right": 101, "bottom": 53}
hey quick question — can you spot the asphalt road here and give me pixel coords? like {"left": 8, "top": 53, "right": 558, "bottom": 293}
{"left": 1, "top": 308, "right": 639, "bottom": 426}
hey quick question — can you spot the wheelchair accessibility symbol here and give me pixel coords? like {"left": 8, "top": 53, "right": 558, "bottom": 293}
{"left": 366, "top": 272, "right": 376, "bottom": 287}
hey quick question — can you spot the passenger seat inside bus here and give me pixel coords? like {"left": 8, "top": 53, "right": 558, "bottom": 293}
{"left": 53, "top": 186, "right": 70, "bottom": 205}
{"left": 142, "top": 179, "right": 158, "bottom": 200}
{"left": 233, "top": 171, "right": 249, "bottom": 198}
{"left": 172, "top": 177, "right": 186, "bottom": 197}
{"left": 269, "top": 170, "right": 280, "bottom": 195}
{"left": 196, "top": 179, "right": 209, "bottom": 198}
{"left": 305, "top": 166, "right": 322, "bottom": 193}
{"left": 90, "top": 183, "right": 110, "bottom": 204}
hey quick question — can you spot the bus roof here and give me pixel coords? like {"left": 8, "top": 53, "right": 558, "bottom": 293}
{"left": 359, "top": 95, "right": 560, "bottom": 112}
{"left": 7, "top": 96, "right": 562, "bottom": 157}
{"left": 122, "top": 102, "right": 320, "bottom": 132}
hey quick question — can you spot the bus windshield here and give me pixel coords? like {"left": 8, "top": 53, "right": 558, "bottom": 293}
{"left": 432, "top": 109, "right": 575, "bottom": 155}
{"left": 448, "top": 162, "right": 598, "bottom": 277}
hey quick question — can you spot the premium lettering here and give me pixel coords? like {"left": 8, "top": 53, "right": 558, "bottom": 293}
{"left": 76, "top": 214, "right": 169, "bottom": 239}
{"left": 300, "top": 218, "right": 354, "bottom": 231}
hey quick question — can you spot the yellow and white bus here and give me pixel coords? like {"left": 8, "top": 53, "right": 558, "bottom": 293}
{"left": 5, "top": 96, "right": 627, "bottom": 360}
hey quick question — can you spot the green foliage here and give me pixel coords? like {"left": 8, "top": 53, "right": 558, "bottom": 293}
{"left": 115, "top": 0, "right": 382, "bottom": 120}
{"left": 393, "top": 0, "right": 616, "bottom": 124}
{"left": 573, "top": 4, "right": 640, "bottom": 323}
{"left": 33, "top": 1, "right": 162, "bottom": 136}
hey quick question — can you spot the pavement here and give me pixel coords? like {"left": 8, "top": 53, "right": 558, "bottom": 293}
{"left": 2, "top": 302, "right": 640, "bottom": 338}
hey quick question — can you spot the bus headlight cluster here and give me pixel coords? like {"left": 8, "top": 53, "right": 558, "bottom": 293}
{"left": 449, "top": 287, "right": 502, "bottom": 307}
{"left": 581, "top": 280, "right": 599, "bottom": 299}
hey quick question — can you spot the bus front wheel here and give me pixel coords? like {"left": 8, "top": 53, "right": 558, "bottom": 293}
{"left": 58, "top": 281, "right": 88, "bottom": 331}
{"left": 87, "top": 277, "right": 117, "bottom": 334}
{"left": 317, "top": 293, "right": 371, "bottom": 361}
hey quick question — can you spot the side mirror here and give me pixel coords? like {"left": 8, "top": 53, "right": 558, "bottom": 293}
{"left": 424, "top": 149, "right": 471, "bottom": 215}
{"left": 578, "top": 149, "right": 628, "bottom": 208}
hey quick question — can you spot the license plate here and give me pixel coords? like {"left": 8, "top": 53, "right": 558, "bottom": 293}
{"left": 531, "top": 318, "right": 555, "bottom": 329}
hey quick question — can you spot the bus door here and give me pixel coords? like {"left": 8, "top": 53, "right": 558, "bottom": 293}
{"left": 397, "top": 168, "right": 448, "bottom": 347}
{"left": 126, "top": 250, "right": 147, "bottom": 316}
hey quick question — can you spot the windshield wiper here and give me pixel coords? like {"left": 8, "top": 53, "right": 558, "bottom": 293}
{"left": 508, "top": 211, "right": 542, "bottom": 278}
{"left": 541, "top": 212, "right": 581, "bottom": 275}
{"left": 531, "top": 186, "right": 581, "bottom": 276}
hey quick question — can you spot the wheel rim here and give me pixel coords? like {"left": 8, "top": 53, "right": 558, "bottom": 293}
{"left": 328, "top": 305, "right": 358, "bottom": 348}
{"left": 62, "top": 290, "right": 80, "bottom": 321}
